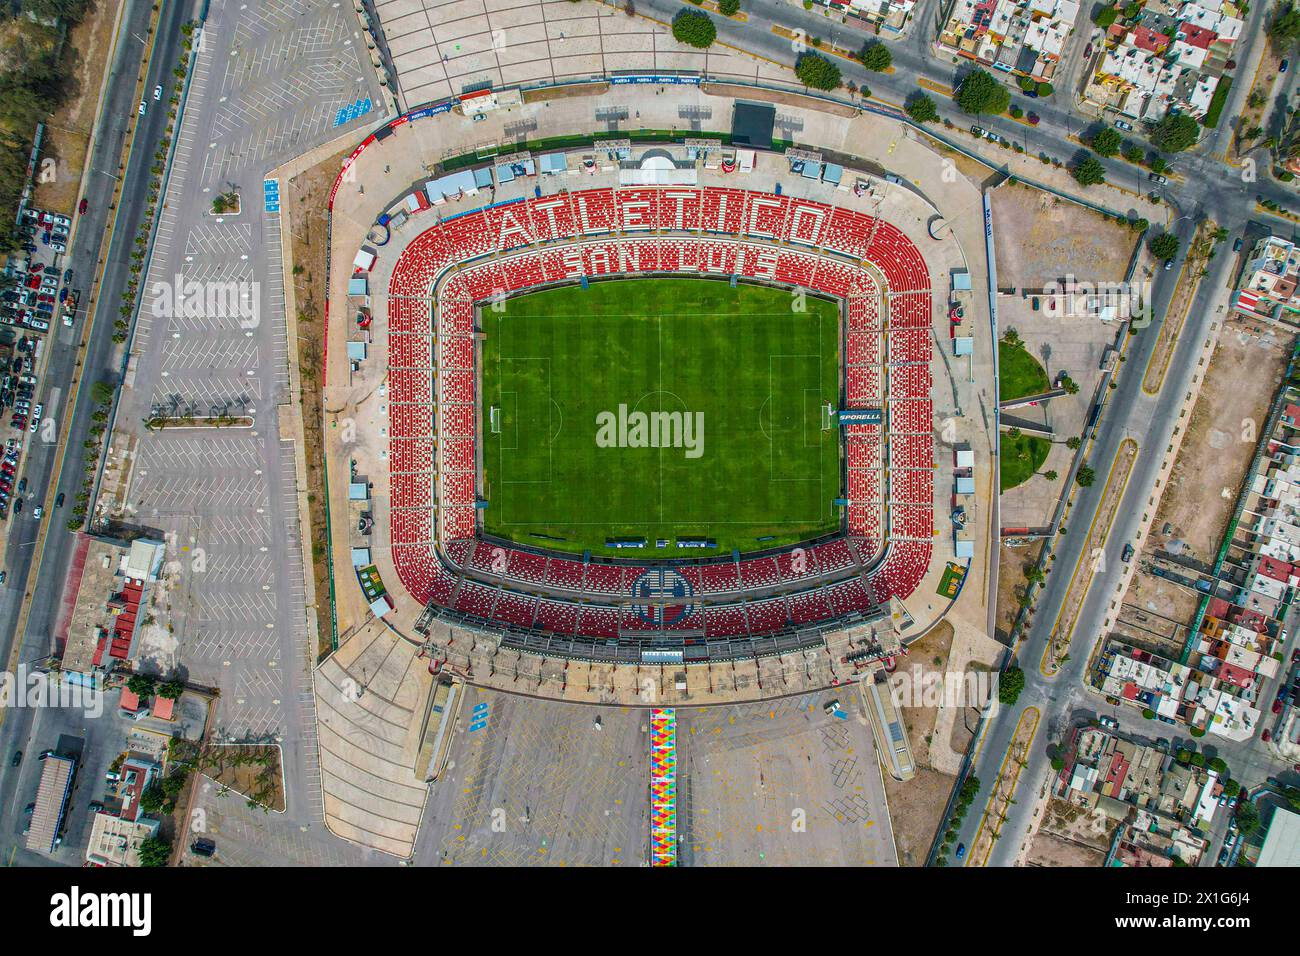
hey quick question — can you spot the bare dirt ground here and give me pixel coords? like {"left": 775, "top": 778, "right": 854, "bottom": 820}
{"left": 1151, "top": 323, "right": 1293, "bottom": 563}
{"left": 990, "top": 183, "right": 1138, "bottom": 288}
{"left": 883, "top": 621, "right": 959, "bottom": 866}
{"left": 1025, "top": 829, "right": 1108, "bottom": 866}
{"left": 1025, "top": 797, "right": 1114, "bottom": 866}
{"left": 1112, "top": 578, "right": 1197, "bottom": 658}
{"left": 997, "top": 540, "right": 1043, "bottom": 641}
{"left": 884, "top": 767, "right": 956, "bottom": 866}
{"left": 283, "top": 147, "right": 350, "bottom": 659}
{"left": 32, "top": 0, "right": 122, "bottom": 215}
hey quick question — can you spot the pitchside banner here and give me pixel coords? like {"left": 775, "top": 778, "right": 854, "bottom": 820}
{"left": 839, "top": 409, "right": 882, "bottom": 425}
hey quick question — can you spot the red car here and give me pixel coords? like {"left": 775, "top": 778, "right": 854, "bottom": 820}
{"left": 1292, "top": 648, "right": 1299, "bottom": 662}
{"left": 1275, "top": 699, "right": 1285, "bottom": 714}
{"left": 1263, "top": 729, "right": 1273, "bottom": 742}
{"left": 24, "top": 276, "right": 40, "bottom": 290}
{"left": 78, "top": 197, "right": 88, "bottom": 215}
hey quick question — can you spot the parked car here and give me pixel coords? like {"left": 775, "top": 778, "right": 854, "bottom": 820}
{"left": 78, "top": 198, "right": 88, "bottom": 215}
{"left": 10, "top": 750, "right": 20, "bottom": 766}
{"left": 88, "top": 801, "right": 104, "bottom": 813}
{"left": 1114, "top": 119, "right": 1134, "bottom": 131}
{"left": 1282, "top": 59, "right": 1291, "bottom": 73}
{"left": 32, "top": 505, "right": 42, "bottom": 519}
{"left": 137, "top": 100, "right": 146, "bottom": 115}
{"left": 1233, "top": 237, "right": 1243, "bottom": 252}
{"left": 191, "top": 838, "right": 217, "bottom": 857}
{"left": 55, "top": 492, "right": 64, "bottom": 508}
{"left": 1149, "top": 172, "right": 1169, "bottom": 185}
{"left": 955, "top": 842, "right": 966, "bottom": 860}
{"left": 1099, "top": 715, "right": 1119, "bottom": 730}
{"left": 1263, "top": 729, "right": 1273, "bottom": 742}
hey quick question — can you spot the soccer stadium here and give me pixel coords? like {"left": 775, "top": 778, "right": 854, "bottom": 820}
{"left": 322, "top": 93, "right": 989, "bottom": 704}
{"left": 380, "top": 184, "right": 934, "bottom": 653}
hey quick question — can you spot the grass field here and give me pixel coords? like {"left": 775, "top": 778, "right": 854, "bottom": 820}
{"left": 998, "top": 338, "right": 1050, "bottom": 402}
{"left": 480, "top": 278, "right": 842, "bottom": 557}
{"left": 1000, "top": 432, "right": 1050, "bottom": 490}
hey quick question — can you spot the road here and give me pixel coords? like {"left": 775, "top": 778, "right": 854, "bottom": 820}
{"left": 0, "top": 0, "right": 195, "bottom": 864}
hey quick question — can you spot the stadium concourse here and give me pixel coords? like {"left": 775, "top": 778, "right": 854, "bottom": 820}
{"left": 311, "top": 89, "right": 993, "bottom": 707}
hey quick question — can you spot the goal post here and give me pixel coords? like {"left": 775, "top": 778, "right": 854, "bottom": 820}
{"left": 490, "top": 406, "right": 501, "bottom": 434}
{"left": 821, "top": 403, "right": 834, "bottom": 431}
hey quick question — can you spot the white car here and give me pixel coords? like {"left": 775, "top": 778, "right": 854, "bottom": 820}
{"left": 153, "top": 84, "right": 163, "bottom": 100}
{"left": 32, "top": 506, "right": 42, "bottom": 519}
{"left": 138, "top": 100, "right": 146, "bottom": 116}
{"left": 31, "top": 404, "right": 42, "bottom": 423}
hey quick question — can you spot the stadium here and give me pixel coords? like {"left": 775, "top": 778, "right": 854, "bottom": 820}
{"left": 323, "top": 93, "right": 987, "bottom": 701}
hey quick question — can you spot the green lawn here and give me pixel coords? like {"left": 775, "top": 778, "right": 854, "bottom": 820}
{"left": 999, "top": 339, "right": 1050, "bottom": 402}
{"left": 480, "top": 278, "right": 842, "bottom": 557}
{"left": 1000, "top": 433, "right": 1051, "bottom": 490}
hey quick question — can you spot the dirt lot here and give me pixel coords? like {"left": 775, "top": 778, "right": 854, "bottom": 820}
{"left": 1151, "top": 323, "right": 1294, "bottom": 563}
{"left": 882, "top": 622, "right": 959, "bottom": 867}
{"left": 283, "top": 147, "right": 350, "bottom": 659}
{"left": 1025, "top": 797, "right": 1114, "bottom": 866}
{"left": 31, "top": 0, "right": 123, "bottom": 215}
{"left": 1112, "top": 576, "right": 1197, "bottom": 658}
{"left": 991, "top": 182, "right": 1138, "bottom": 289}
{"left": 201, "top": 745, "right": 286, "bottom": 813}
{"left": 996, "top": 540, "right": 1043, "bottom": 641}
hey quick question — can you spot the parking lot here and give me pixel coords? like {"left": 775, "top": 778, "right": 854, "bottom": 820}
{"left": 0, "top": 204, "right": 84, "bottom": 526}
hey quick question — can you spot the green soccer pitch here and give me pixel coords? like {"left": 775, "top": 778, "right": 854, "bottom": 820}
{"left": 479, "top": 277, "right": 843, "bottom": 558}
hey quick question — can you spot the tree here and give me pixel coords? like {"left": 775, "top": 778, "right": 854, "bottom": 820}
{"left": 1270, "top": 2, "right": 1300, "bottom": 48}
{"left": 859, "top": 40, "right": 892, "bottom": 72}
{"left": 139, "top": 784, "right": 167, "bottom": 816}
{"left": 1076, "top": 465, "right": 1096, "bottom": 487}
{"left": 671, "top": 9, "right": 716, "bottom": 48}
{"left": 1208, "top": 756, "right": 1228, "bottom": 774}
{"left": 136, "top": 836, "right": 171, "bottom": 867}
{"left": 157, "top": 680, "right": 185, "bottom": 700}
{"left": 1148, "top": 232, "right": 1180, "bottom": 261}
{"left": 718, "top": 0, "right": 740, "bottom": 13}
{"left": 1151, "top": 113, "right": 1200, "bottom": 152}
{"left": 1037, "top": 81, "right": 1054, "bottom": 97}
{"left": 1043, "top": 470, "right": 1059, "bottom": 481}
{"left": 1066, "top": 436, "right": 1082, "bottom": 450}
{"left": 1141, "top": 707, "right": 1156, "bottom": 719}
{"left": 1236, "top": 801, "right": 1260, "bottom": 834}
{"left": 1091, "top": 127, "right": 1123, "bottom": 156}
{"left": 998, "top": 666, "right": 1025, "bottom": 705}
{"left": 905, "top": 92, "right": 939, "bottom": 123}
{"left": 1072, "top": 154, "right": 1107, "bottom": 186}
{"left": 956, "top": 69, "right": 1010, "bottom": 116}
{"left": 1093, "top": 5, "right": 1118, "bottom": 28}
{"left": 795, "top": 52, "right": 841, "bottom": 90}
{"left": 1122, "top": 142, "right": 1144, "bottom": 163}
{"left": 127, "top": 674, "right": 157, "bottom": 698}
